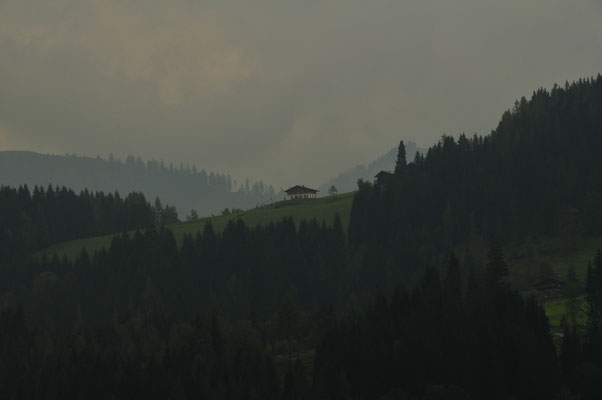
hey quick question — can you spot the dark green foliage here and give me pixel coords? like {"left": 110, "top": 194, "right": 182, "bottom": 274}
{"left": 319, "top": 141, "right": 425, "bottom": 194}
{"left": 5, "top": 76, "right": 602, "bottom": 397}
{"left": 565, "top": 264, "right": 582, "bottom": 326}
{"left": 0, "top": 185, "right": 156, "bottom": 261}
{"left": 584, "top": 251, "right": 602, "bottom": 366}
{"left": 486, "top": 242, "right": 509, "bottom": 290}
{"left": 586, "top": 253, "right": 602, "bottom": 340}
{"left": 0, "top": 151, "right": 278, "bottom": 216}
{"left": 559, "top": 250, "right": 602, "bottom": 399}
{"left": 560, "top": 318, "right": 582, "bottom": 390}
{"left": 0, "top": 308, "right": 280, "bottom": 400}
{"left": 313, "top": 257, "right": 559, "bottom": 400}
{"left": 0, "top": 215, "right": 347, "bottom": 398}
{"left": 186, "top": 209, "right": 199, "bottom": 221}
{"left": 154, "top": 197, "right": 180, "bottom": 225}
{"left": 1, "top": 215, "right": 347, "bottom": 325}
{"left": 349, "top": 76, "right": 602, "bottom": 279}
{"left": 281, "top": 359, "right": 311, "bottom": 400}
{"left": 394, "top": 139, "right": 407, "bottom": 174}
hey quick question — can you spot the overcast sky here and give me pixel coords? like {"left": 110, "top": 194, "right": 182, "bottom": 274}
{"left": 1, "top": 0, "right": 601, "bottom": 187}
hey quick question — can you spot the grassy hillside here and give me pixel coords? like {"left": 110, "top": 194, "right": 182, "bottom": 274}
{"left": 506, "top": 236, "right": 602, "bottom": 287}
{"left": 39, "top": 192, "right": 354, "bottom": 261}
{"left": 37, "top": 188, "right": 601, "bottom": 330}
{"left": 509, "top": 237, "right": 601, "bottom": 331}
{"left": 463, "top": 236, "right": 602, "bottom": 289}
{"left": 463, "top": 235, "right": 602, "bottom": 331}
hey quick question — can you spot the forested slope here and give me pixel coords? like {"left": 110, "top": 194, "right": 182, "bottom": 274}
{"left": 0, "top": 151, "right": 278, "bottom": 217}
{"left": 39, "top": 192, "right": 354, "bottom": 260}
{"left": 0, "top": 185, "right": 156, "bottom": 262}
{"left": 3, "top": 76, "right": 602, "bottom": 399}
{"left": 349, "top": 76, "right": 602, "bottom": 285}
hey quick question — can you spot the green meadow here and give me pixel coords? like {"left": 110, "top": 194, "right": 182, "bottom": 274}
{"left": 39, "top": 192, "right": 354, "bottom": 261}
{"left": 37, "top": 189, "right": 602, "bottom": 331}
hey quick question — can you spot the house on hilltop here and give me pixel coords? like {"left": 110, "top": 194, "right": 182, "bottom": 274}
{"left": 285, "top": 185, "right": 318, "bottom": 199}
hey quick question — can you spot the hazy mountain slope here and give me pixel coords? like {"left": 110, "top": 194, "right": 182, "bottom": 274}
{"left": 0, "top": 151, "right": 279, "bottom": 217}
{"left": 348, "top": 76, "right": 602, "bottom": 283}
{"left": 319, "top": 141, "right": 425, "bottom": 194}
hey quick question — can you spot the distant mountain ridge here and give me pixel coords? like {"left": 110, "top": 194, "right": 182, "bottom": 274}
{"left": 0, "top": 151, "right": 279, "bottom": 217}
{"left": 319, "top": 141, "right": 425, "bottom": 194}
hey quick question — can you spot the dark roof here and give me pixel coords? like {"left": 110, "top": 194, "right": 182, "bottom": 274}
{"left": 534, "top": 278, "right": 566, "bottom": 291}
{"left": 284, "top": 185, "right": 318, "bottom": 194}
{"left": 375, "top": 170, "right": 394, "bottom": 178}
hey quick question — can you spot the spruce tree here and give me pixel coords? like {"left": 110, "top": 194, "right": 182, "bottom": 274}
{"left": 486, "top": 242, "right": 509, "bottom": 290}
{"left": 565, "top": 264, "right": 581, "bottom": 327}
{"left": 586, "top": 252, "right": 602, "bottom": 345}
{"left": 394, "top": 139, "right": 407, "bottom": 174}
{"left": 445, "top": 252, "right": 462, "bottom": 304}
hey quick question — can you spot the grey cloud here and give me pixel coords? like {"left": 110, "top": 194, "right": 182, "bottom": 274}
{"left": 1, "top": 0, "right": 601, "bottom": 187}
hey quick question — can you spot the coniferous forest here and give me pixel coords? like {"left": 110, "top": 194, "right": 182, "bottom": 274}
{"left": 0, "top": 151, "right": 279, "bottom": 217}
{"left": 2, "top": 76, "right": 602, "bottom": 399}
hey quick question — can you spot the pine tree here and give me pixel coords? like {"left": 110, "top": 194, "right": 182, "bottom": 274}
{"left": 154, "top": 197, "right": 163, "bottom": 224}
{"left": 586, "top": 252, "right": 602, "bottom": 343}
{"left": 394, "top": 140, "right": 407, "bottom": 174}
{"left": 211, "top": 315, "right": 224, "bottom": 360}
{"left": 445, "top": 252, "right": 462, "bottom": 304}
{"left": 560, "top": 315, "right": 582, "bottom": 385}
{"left": 565, "top": 264, "right": 581, "bottom": 327}
{"left": 486, "top": 242, "right": 509, "bottom": 290}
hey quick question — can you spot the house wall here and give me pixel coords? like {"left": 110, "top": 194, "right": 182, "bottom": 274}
{"left": 288, "top": 192, "right": 316, "bottom": 199}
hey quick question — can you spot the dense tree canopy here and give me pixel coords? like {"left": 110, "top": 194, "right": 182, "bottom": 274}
{"left": 0, "top": 151, "right": 279, "bottom": 216}
{"left": 0, "top": 185, "right": 156, "bottom": 261}
{"left": 314, "top": 253, "right": 558, "bottom": 400}
{"left": 3, "top": 76, "right": 602, "bottom": 398}
{"left": 349, "top": 76, "right": 602, "bottom": 284}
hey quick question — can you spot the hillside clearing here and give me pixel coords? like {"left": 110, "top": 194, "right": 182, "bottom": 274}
{"left": 38, "top": 192, "right": 354, "bottom": 261}
{"left": 35, "top": 190, "right": 601, "bottom": 330}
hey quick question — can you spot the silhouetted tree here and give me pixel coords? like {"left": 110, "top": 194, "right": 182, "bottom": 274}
{"left": 394, "top": 139, "right": 407, "bottom": 174}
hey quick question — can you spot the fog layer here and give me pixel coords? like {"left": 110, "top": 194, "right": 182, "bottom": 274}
{"left": 1, "top": 0, "right": 601, "bottom": 186}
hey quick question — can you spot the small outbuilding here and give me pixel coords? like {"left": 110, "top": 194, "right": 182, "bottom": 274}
{"left": 285, "top": 185, "right": 318, "bottom": 199}
{"left": 534, "top": 277, "right": 566, "bottom": 292}
{"left": 375, "top": 170, "right": 394, "bottom": 184}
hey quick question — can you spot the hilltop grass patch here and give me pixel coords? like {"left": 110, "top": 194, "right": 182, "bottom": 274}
{"left": 38, "top": 192, "right": 354, "bottom": 260}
